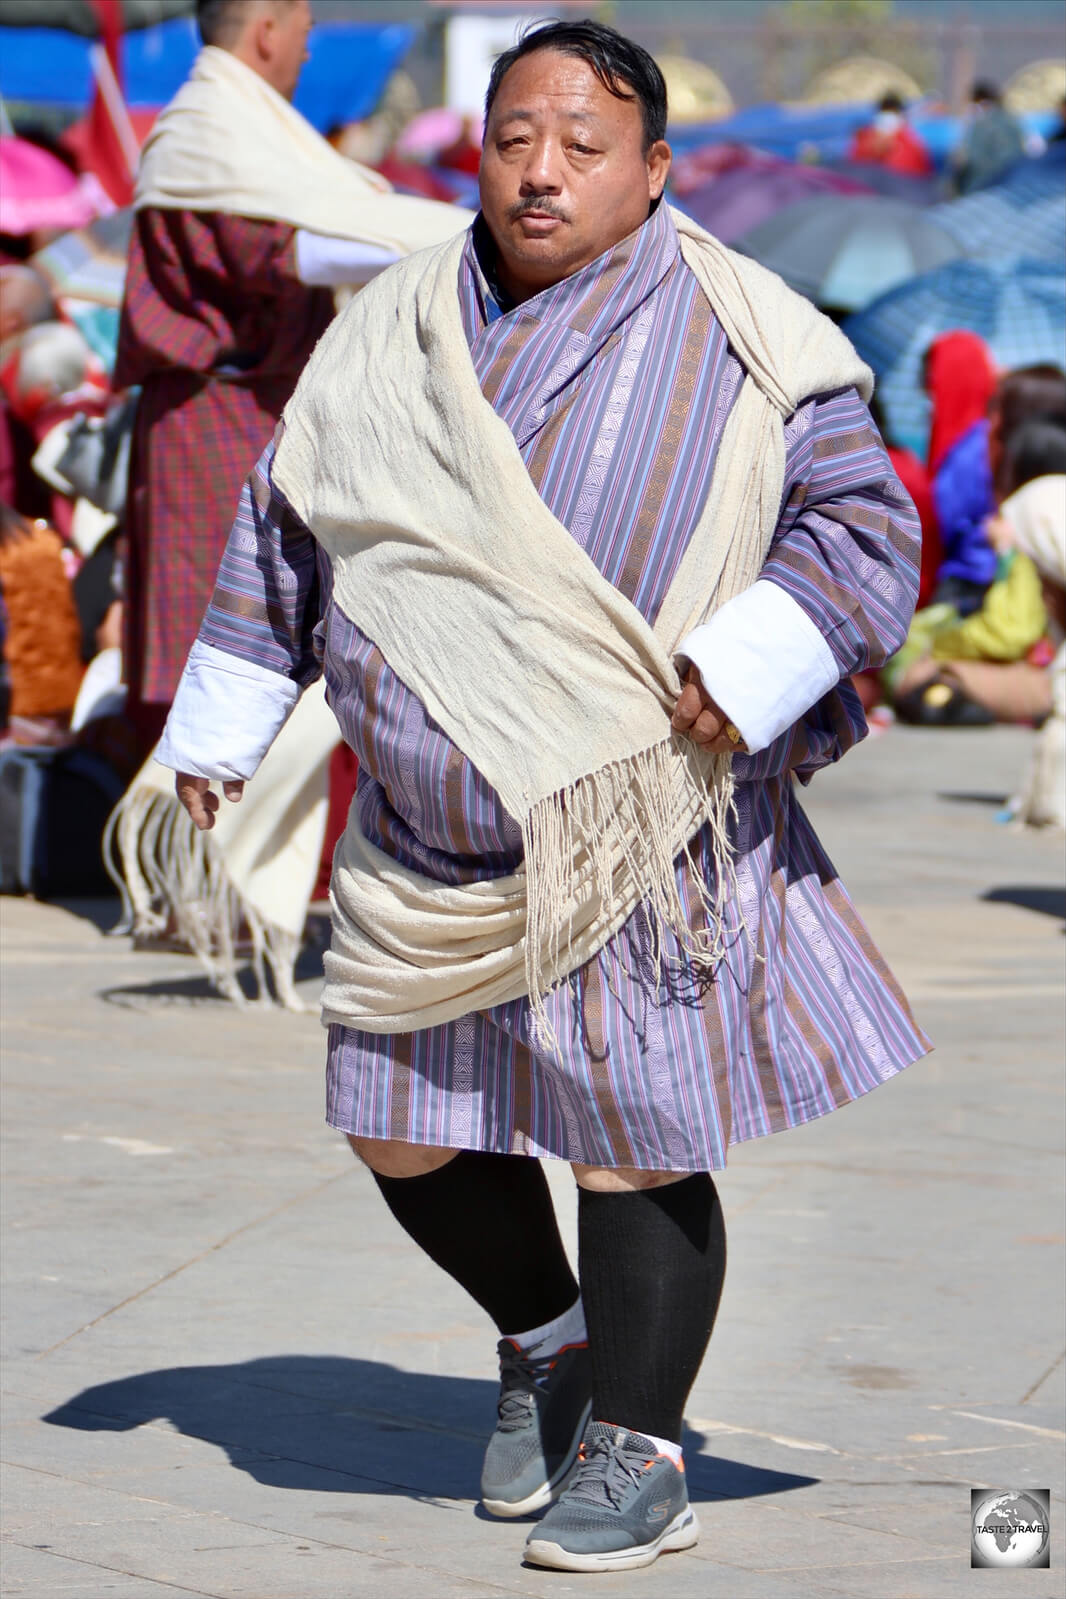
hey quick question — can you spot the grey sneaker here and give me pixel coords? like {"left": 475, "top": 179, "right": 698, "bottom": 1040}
{"left": 480, "top": 1337, "right": 591, "bottom": 1518}
{"left": 524, "top": 1421, "right": 699, "bottom": 1572}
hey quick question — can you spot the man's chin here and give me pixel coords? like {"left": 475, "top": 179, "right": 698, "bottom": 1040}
{"left": 501, "top": 235, "right": 583, "bottom": 287}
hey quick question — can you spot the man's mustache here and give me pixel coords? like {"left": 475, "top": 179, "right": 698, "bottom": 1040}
{"left": 508, "top": 198, "right": 570, "bottom": 222}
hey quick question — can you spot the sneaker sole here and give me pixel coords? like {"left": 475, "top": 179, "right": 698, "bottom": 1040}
{"left": 524, "top": 1506, "right": 699, "bottom": 1572}
{"left": 481, "top": 1400, "right": 592, "bottom": 1520}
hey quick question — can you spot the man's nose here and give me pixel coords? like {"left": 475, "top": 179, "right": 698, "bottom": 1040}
{"left": 518, "top": 137, "right": 564, "bottom": 193}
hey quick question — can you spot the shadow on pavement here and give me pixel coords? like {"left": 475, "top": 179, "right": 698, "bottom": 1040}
{"left": 41, "top": 1355, "right": 817, "bottom": 1506}
{"left": 95, "top": 911, "right": 331, "bottom": 1006}
{"left": 982, "top": 885, "right": 1066, "bottom": 920}
{"left": 41, "top": 894, "right": 122, "bottom": 933}
{"left": 937, "top": 790, "right": 1009, "bottom": 808}
{"left": 99, "top": 972, "right": 260, "bottom": 1007}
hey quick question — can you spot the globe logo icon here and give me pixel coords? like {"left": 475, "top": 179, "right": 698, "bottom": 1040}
{"left": 971, "top": 1490, "right": 1050, "bottom": 1568}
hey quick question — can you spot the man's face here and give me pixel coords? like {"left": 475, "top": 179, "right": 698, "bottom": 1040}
{"left": 266, "top": 0, "right": 312, "bottom": 101}
{"left": 479, "top": 49, "right": 671, "bottom": 303}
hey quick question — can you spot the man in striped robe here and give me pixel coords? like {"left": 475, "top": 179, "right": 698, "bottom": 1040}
{"left": 159, "top": 20, "right": 929, "bottom": 1577}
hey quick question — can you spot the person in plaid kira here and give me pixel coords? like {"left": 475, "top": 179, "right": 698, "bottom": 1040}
{"left": 113, "top": 0, "right": 459, "bottom": 758}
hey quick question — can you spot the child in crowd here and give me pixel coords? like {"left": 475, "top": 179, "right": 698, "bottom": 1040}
{"left": 888, "top": 414, "right": 1066, "bottom": 728}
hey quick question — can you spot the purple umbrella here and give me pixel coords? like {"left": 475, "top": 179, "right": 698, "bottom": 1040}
{"left": 821, "top": 160, "right": 945, "bottom": 206}
{"left": 673, "top": 162, "right": 873, "bottom": 244}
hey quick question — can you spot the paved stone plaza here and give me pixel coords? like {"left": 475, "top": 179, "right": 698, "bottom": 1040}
{"left": 2, "top": 724, "right": 1063, "bottom": 1598}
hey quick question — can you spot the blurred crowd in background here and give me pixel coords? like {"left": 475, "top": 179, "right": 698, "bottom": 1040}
{"left": 0, "top": 0, "right": 1064, "bottom": 923}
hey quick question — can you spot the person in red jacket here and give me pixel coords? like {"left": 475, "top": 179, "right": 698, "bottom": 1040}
{"left": 849, "top": 93, "right": 933, "bottom": 177}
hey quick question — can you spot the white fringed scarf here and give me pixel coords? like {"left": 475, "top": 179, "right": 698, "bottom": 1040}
{"left": 105, "top": 680, "right": 339, "bottom": 1010}
{"left": 111, "top": 47, "right": 468, "bottom": 1005}
{"left": 272, "top": 209, "right": 873, "bottom": 1042}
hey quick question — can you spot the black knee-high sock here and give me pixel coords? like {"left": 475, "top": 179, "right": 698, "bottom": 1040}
{"left": 577, "top": 1174, "right": 726, "bottom": 1445}
{"left": 373, "top": 1151, "right": 579, "bottom": 1335}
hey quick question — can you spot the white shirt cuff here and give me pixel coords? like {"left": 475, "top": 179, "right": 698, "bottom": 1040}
{"left": 156, "top": 641, "right": 300, "bottom": 781}
{"left": 676, "top": 580, "right": 840, "bottom": 754}
{"left": 294, "top": 229, "right": 400, "bottom": 286}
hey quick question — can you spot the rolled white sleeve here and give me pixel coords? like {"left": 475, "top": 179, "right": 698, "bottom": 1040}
{"left": 676, "top": 579, "right": 841, "bottom": 754}
{"left": 294, "top": 229, "right": 400, "bottom": 287}
{"left": 155, "top": 641, "right": 300, "bottom": 782}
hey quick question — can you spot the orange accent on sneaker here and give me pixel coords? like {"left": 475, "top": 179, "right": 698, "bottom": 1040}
{"left": 548, "top": 1339, "right": 589, "bottom": 1361}
{"left": 511, "top": 1337, "right": 588, "bottom": 1365}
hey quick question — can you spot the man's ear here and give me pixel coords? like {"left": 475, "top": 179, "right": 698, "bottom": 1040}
{"left": 251, "top": 10, "right": 277, "bottom": 66}
{"left": 647, "top": 140, "right": 672, "bottom": 203}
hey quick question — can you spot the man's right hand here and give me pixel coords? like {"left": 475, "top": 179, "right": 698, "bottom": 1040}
{"left": 176, "top": 773, "right": 245, "bottom": 831}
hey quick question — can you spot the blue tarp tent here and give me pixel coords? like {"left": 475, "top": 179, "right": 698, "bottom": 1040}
{"left": 0, "top": 16, "right": 415, "bottom": 129}
{"left": 667, "top": 102, "right": 1057, "bottom": 171}
{"left": 669, "top": 102, "right": 869, "bottom": 162}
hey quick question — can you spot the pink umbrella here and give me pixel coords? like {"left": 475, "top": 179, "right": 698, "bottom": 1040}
{"left": 396, "top": 107, "right": 483, "bottom": 161}
{"left": 0, "top": 137, "right": 102, "bottom": 237}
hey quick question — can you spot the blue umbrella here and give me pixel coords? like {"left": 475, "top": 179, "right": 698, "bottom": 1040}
{"left": 733, "top": 194, "right": 962, "bottom": 312}
{"left": 843, "top": 254, "right": 1066, "bottom": 457}
{"left": 933, "top": 145, "right": 1066, "bottom": 264}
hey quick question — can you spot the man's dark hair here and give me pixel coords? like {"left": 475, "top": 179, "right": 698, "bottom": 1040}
{"left": 971, "top": 80, "right": 1001, "bottom": 106}
{"left": 1000, "top": 417, "right": 1066, "bottom": 496}
{"left": 878, "top": 92, "right": 904, "bottom": 114}
{"left": 197, "top": 0, "right": 244, "bottom": 46}
{"left": 996, "top": 364, "right": 1066, "bottom": 440}
{"left": 484, "top": 19, "right": 668, "bottom": 151}
{"left": 197, "top": 0, "right": 283, "bottom": 48}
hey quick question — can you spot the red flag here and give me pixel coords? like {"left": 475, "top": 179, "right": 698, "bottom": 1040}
{"left": 83, "top": 0, "right": 138, "bottom": 206}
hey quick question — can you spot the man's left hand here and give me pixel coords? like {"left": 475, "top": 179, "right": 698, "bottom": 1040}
{"left": 670, "top": 665, "right": 738, "bottom": 753}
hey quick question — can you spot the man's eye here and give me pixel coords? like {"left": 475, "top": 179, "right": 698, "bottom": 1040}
{"left": 571, "top": 144, "right": 595, "bottom": 155}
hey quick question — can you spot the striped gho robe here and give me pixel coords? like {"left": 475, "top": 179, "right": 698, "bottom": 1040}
{"left": 161, "top": 204, "right": 930, "bottom": 1172}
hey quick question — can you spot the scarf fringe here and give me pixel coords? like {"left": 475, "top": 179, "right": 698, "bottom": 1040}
{"left": 521, "top": 736, "right": 745, "bottom": 1052}
{"left": 102, "top": 787, "right": 308, "bottom": 1011}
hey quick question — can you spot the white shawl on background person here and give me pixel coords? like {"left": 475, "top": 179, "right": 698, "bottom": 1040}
{"left": 272, "top": 209, "right": 874, "bottom": 1043}
{"left": 134, "top": 45, "right": 472, "bottom": 249}
{"left": 109, "top": 48, "right": 467, "bottom": 1006}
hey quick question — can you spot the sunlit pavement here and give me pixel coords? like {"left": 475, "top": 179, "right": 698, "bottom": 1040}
{"left": 2, "top": 722, "right": 1063, "bottom": 1597}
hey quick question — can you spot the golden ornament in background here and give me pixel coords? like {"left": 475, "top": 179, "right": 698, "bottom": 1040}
{"left": 1004, "top": 59, "right": 1066, "bottom": 114}
{"left": 656, "top": 55, "right": 734, "bottom": 124}
{"left": 802, "top": 55, "right": 923, "bottom": 107}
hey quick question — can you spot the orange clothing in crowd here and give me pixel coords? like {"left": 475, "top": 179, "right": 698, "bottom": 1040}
{"left": 0, "top": 517, "right": 83, "bottom": 718}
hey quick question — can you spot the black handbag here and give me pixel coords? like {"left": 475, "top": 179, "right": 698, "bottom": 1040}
{"left": 53, "top": 391, "right": 138, "bottom": 518}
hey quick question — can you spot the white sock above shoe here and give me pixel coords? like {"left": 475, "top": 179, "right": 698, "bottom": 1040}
{"left": 637, "top": 1432, "right": 683, "bottom": 1468}
{"left": 505, "top": 1296, "right": 587, "bottom": 1356}
{"left": 597, "top": 1422, "right": 683, "bottom": 1469}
